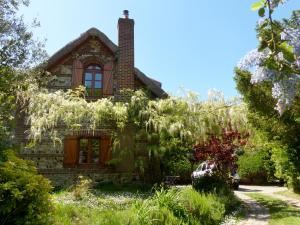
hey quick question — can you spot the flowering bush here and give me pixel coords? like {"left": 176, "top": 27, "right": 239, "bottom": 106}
{"left": 237, "top": 1, "right": 300, "bottom": 115}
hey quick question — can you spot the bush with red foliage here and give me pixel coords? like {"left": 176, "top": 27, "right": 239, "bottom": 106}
{"left": 193, "top": 129, "right": 248, "bottom": 182}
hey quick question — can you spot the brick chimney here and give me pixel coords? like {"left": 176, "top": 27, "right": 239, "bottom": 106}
{"left": 117, "top": 10, "right": 135, "bottom": 92}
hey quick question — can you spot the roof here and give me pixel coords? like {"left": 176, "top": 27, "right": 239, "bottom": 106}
{"left": 45, "top": 27, "right": 167, "bottom": 98}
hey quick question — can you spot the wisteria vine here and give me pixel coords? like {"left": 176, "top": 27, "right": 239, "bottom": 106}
{"left": 237, "top": 0, "right": 300, "bottom": 115}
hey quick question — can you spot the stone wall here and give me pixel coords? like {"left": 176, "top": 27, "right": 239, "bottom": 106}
{"left": 41, "top": 169, "right": 139, "bottom": 187}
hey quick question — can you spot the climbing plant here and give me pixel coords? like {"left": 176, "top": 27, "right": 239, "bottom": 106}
{"left": 238, "top": 0, "right": 300, "bottom": 115}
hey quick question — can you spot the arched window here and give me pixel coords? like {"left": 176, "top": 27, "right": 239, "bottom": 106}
{"left": 84, "top": 64, "right": 102, "bottom": 97}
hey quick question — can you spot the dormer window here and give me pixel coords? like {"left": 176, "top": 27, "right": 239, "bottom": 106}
{"left": 84, "top": 65, "right": 102, "bottom": 97}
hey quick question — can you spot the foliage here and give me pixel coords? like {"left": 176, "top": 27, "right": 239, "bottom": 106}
{"left": 53, "top": 204, "right": 132, "bottom": 225}
{"left": 94, "top": 182, "right": 152, "bottom": 193}
{"left": 235, "top": 69, "right": 300, "bottom": 191}
{"left": 52, "top": 186, "right": 240, "bottom": 225}
{"left": 24, "top": 86, "right": 248, "bottom": 143}
{"left": 239, "top": 0, "right": 300, "bottom": 114}
{"left": 180, "top": 187, "right": 226, "bottom": 225}
{"left": 237, "top": 148, "right": 273, "bottom": 184}
{"left": 0, "top": 150, "right": 53, "bottom": 225}
{"left": 193, "top": 128, "right": 248, "bottom": 183}
{"left": 0, "top": 0, "right": 47, "bottom": 154}
{"left": 161, "top": 143, "right": 192, "bottom": 183}
{"left": 247, "top": 193, "right": 300, "bottom": 225}
{"left": 192, "top": 175, "right": 231, "bottom": 194}
{"left": 22, "top": 85, "right": 128, "bottom": 143}
{"left": 237, "top": 131, "right": 277, "bottom": 184}
{"left": 72, "top": 176, "right": 92, "bottom": 200}
{"left": 151, "top": 188, "right": 189, "bottom": 223}
{"left": 22, "top": 85, "right": 248, "bottom": 183}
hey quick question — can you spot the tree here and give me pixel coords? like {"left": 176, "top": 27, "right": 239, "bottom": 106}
{"left": 238, "top": 0, "right": 300, "bottom": 115}
{"left": 235, "top": 69, "right": 300, "bottom": 191}
{"left": 0, "top": 1, "right": 54, "bottom": 223}
{"left": 235, "top": 0, "right": 300, "bottom": 192}
{"left": 0, "top": 0, "right": 46, "bottom": 153}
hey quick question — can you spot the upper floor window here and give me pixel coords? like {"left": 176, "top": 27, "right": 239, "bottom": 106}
{"left": 84, "top": 65, "right": 102, "bottom": 97}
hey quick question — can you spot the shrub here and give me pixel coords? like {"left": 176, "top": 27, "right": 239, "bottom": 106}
{"left": 152, "top": 188, "right": 189, "bottom": 222}
{"left": 180, "top": 187, "right": 225, "bottom": 225}
{"left": 191, "top": 175, "right": 241, "bottom": 215}
{"left": 237, "top": 148, "right": 274, "bottom": 184}
{"left": 162, "top": 148, "right": 192, "bottom": 184}
{"left": 192, "top": 175, "right": 231, "bottom": 194}
{"left": 0, "top": 150, "right": 53, "bottom": 225}
{"left": 72, "top": 175, "right": 92, "bottom": 200}
{"left": 131, "top": 200, "right": 182, "bottom": 225}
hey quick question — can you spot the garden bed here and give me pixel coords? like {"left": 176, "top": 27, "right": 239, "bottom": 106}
{"left": 51, "top": 184, "right": 241, "bottom": 225}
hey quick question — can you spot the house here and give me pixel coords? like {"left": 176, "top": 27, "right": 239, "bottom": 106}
{"left": 18, "top": 10, "right": 166, "bottom": 186}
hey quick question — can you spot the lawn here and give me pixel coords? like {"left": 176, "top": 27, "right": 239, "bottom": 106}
{"left": 247, "top": 193, "right": 300, "bottom": 225}
{"left": 50, "top": 182, "right": 241, "bottom": 225}
{"left": 275, "top": 190, "right": 300, "bottom": 201}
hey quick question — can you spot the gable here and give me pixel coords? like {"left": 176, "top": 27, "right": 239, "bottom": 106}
{"left": 45, "top": 28, "right": 167, "bottom": 98}
{"left": 47, "top": 28, "right": 117, "bottom": 70}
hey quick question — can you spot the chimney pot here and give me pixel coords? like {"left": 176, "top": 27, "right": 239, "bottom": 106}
{"left": 123, "top": 10, "right": 129, "bottom": 19}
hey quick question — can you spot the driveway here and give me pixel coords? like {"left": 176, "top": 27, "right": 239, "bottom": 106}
{"left": 234, "top": 187, "right": 270, "bottom": 225}
{"left": 234, "top": 185, "right": 300, "bottom": 225}
{"left": 236, "top": 185, "right": 287, "bottom": 194}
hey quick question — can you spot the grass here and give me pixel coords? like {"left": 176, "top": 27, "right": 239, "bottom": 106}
{"left": 93, "top": 182, "right": 153, "bottom": 193}
{"left": 275, "top": 190, "right": 300, "bottom": 201}
{"left": 247, "top": 193, "right": 300, "bottom": 225}
{"left": 50, "top": 183, "right": 242, "bottom": 225}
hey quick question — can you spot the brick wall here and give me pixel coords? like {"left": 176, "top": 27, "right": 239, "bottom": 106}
{"left": 117, "top": 17, "right": 135, "bottom": 94}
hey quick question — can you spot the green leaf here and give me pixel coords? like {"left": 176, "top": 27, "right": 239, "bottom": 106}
{"left": 295, "top": 117, "right": 300, "bottom": 124}
{"left": 279, "top": 42, "right": 295, "bottom": 62}
{"left": 258, "top": 7, "right": 265, "bottom": 17}
{"left": 251, "top": 1, "right": 264, "bottom": 11}
{"left": 280, "top": 42, "right": 293, "bottom": 54}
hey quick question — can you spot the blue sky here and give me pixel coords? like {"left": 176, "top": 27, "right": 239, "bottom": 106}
{"left": 20, "top": 0, "right": 299, "bottom": 98}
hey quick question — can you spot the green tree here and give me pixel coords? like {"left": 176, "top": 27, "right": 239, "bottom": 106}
{"left": 235, "top": 69, "right": 300, "bottom": 191}
{"left": 0, "top": 0, "right": 46, "bottom": 153}
{"left": 235, "top": 0, "right": 300, "bottom": 191}
{"left": 0, "top": 1, "right": 54, "bottom": 223}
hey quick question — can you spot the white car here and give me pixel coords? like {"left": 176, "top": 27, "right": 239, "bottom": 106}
{"left": 191, "top": 161, "right": 216, "bottom": 180}
{"left": 191, "top": 161, "right": 240, "bottom": 190}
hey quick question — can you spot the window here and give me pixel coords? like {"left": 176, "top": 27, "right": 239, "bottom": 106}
{"left": 79, "top": 138, "right": 100, "bottom": 164}
{"left": 63, "top": 135, "right": 111, "bottom": 168}
{"left": 84, "top": 65, "right": 102, "bottom": 97}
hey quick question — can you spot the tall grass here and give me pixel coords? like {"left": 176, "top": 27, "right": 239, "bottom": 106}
{"left": 180, "top": 187, "right": 225, "bottom": 225}
{"left": 52, "top": 186, "right": 240, "bottom": 225}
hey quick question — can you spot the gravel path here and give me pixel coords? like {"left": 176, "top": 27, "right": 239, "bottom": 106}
{"left": 238, "top": 185, "right": 300, "bottom": 209}
{"left": 234, "top": 185, "right": 300, "bottom": 225}
{"left": 234, "top": 190, "right": 270, "bottom": 225}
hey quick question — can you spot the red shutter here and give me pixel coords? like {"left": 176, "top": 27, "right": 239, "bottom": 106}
{"left": 103, "top": 62, "right": 113, "bottom": 96}
{"left": 100, "top": 135, "right": 111, "bottom": 166}
{"left": 72, "top": 59, "right": 83, "bottom": 88}
{"left": 63, "top": 137, "right": 78, "bottom": 168}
